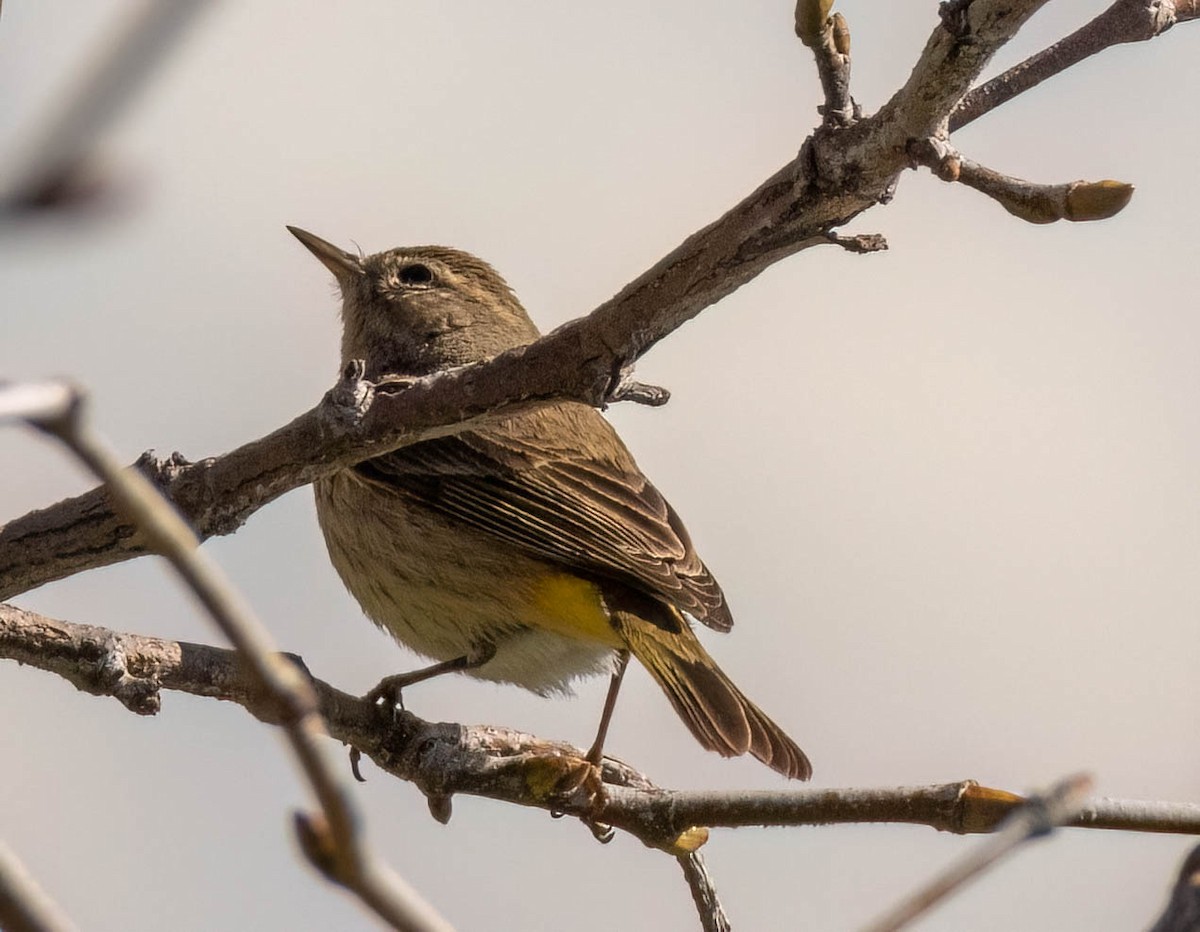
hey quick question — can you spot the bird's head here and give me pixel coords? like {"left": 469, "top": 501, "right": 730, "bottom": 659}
{"left": 288, "top": 226, "right": 540, "bottom": 378}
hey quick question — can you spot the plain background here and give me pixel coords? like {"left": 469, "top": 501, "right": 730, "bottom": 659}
{"left": 2, "top": 1, "right": 1197, "bottom": 929}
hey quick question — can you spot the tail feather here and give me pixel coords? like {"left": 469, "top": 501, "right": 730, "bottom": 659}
{"left": 656, "top": 651, "right": 750, "bottom": 754}
{"left": 614, "top": 610, "right": 812, "bottom": 781}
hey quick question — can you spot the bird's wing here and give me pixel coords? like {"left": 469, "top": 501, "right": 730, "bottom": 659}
{"left": 353, "top": 402, "right": 733, "bottom": 631}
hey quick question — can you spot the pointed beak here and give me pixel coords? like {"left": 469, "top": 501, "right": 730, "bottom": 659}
{"left": 287, "top": 225, "right": 363, "bottom": 285}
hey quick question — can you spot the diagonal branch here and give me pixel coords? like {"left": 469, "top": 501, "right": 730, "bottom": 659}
{"left": 1149, "top": 844, "right": 1200, "bottom": 932}
{"left": 951, "top": 0, "right": 1199, "bottom": 132}
{"left": 677, "top": 853, "right": 731, "bottom": 932}
{"left": 0, "top": 842, "right": 78, "bottom": 932}
{"left": 2, "top": 391, "right": 452, "bottom": 932}
{"left": 0, "top": 0, "right": 214, "bottom": 212}
{"left": 0, "top": 1, "right": 1070, "bottom": 600}
{"left": 862, "top": 774, "right": 1093, "bottom": 932}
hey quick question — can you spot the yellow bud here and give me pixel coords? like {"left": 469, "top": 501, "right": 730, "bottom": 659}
{"left": 795, "top": 0, "right": 834, "bottom": 47}
{"left": 831, "top": 12, "right": 851, "bottom": 55}
{"left": 1065, "top": 179, "right": 1135, "bottom": 221}
{"left": 656, "top": 825, "right": 710, "bottom": 855}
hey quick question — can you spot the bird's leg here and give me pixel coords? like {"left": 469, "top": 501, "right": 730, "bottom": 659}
{"left": 352, "top": 648, "right": 495, "bottom": 784}
{"left": 565, "top": 650, "right": 630, "bottom": 843}
{"left": 365, "top": 642, "right": 497, "bottom": 708}
{"left": 585, "top": 649, "right": 630, "bottom": 767}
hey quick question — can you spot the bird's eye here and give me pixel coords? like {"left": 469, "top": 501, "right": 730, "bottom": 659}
{"left": 397, "top": 263, "right": 433, "bottom": 286}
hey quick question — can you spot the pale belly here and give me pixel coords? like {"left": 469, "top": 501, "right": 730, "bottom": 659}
{"left": 314, "top": 471, "right": 620, "bottom": 695}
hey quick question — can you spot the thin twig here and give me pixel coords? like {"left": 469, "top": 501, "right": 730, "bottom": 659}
{"left": 795, "top": 0, "right": 855, "bottom": 125}
{"left": 677, "top": 853, "right": 731, "bottom": 932}
{"left": 0, "top": 386, "right": 452, "bottom": 932}
{"left": 861, "top": 774, "right": 1093, "bottom": 932}
{"left": 907, "top": 137, "right": 1134, "bottom": 223}
{"left": 826, "top": 231, "right": 888, "bottom": 253}
{"left": 951, "top": 0, "right": 1198, "bottom": 131}
{"left": 0, "top": 843, "right": 78, "bottom": 932}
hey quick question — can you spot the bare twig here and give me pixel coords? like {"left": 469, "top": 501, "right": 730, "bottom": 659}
{"left": 795, "top": 0, "right": 855, "bottom": 125}
{"left": 0, "top": 387, "right": 451, "bottom": 932}
{"left": 606, "top": 380, "right": 670, "bottom": 407}
{"left": 677, "top": 853, "right": 731, "bottom": 932}
{"left": 6, "top": 603, "right": 1200, "bottom": 847}
{"left": 861, "top": 774, "right": 1094, "bottom": 932}
{"left": 827, "top": 231, "right": 888, "bottom": 253}
{"left": 0, "top": 843, "right": 78, "bottom": 932}
{"left": 952, "top": 0, "right": 1198, "bottom": 131}
{"left": 1149, "top": 844, "right": 1200, "bottom": 932}
{"left": 907, "top": 136, "right": 1134, "bottom": 223}
{"left": 1074, "top": 799, "right": 1200, "bottom": 835}
{"left": 605, "top": 362, "right": 671, "bottom": 408}
{"left": 0, "top": 0, "right": 214, "bottom": 211}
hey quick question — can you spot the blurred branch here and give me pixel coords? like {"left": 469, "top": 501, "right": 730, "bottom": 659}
{"left": 0, "top": 0, "right": 214, "bottom": 212}
{"left": 0, "top": 388, "right": 452, "bottom": 932}
{"left": 861, "top": 774, "right": 1092, "bottom": 932}
{"left": 5, "top": 603, "right": 1200, "bottom": 848}
{"left": 0, "top": 0, "right": 1067, "bottom": 598}
{"left": 0, "top": 381, "right": 77, "bottom": 423}
{"left": 951, "top": 0, "right": 1198, "bottom": 132}
{"left": 1149, "top": 844, "right": 1200, "bottom": 932}
{"left": 0, "top": 842, "right": 78, "bottom": 932}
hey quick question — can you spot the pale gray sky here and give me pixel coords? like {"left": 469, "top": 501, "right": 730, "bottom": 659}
{"left": 2, "top": 2, "right": 1197, "bottom": 929}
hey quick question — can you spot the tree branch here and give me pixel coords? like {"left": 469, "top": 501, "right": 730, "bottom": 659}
{"left": 951, "top": 0, "right": 1199, "bottom": 132}
{"left": 5, "top": 603, "right": 1200, "bottom": 847}
{"left": 0, "top": 1, "right": 1066, "bottom": 600}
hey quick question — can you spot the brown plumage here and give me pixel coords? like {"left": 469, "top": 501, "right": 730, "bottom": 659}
{"left": 290, "top": 226, "right": 812, "bottom": 780}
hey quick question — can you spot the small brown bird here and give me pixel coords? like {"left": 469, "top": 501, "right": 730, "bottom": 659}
{"left": 290, "top": 226, "right": 811, "bottom": 780}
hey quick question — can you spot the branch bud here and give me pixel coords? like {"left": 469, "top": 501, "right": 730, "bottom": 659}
{"left": 1064, "top": 180, "right": 1135, "bottom": 221}
{"left": 795, "top": 0, "right": 834, "bottom": 47}
{"left": 831, "top": 12, "right": 851, "bottom": 55}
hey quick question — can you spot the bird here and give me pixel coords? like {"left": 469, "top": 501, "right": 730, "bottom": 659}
{"left": 289, "top": 225, "right": 811, "bottom": 780}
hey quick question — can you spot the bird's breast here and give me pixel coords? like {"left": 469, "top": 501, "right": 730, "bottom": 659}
{"left": 313, "top": 470, "right": 624, "bottom": 662}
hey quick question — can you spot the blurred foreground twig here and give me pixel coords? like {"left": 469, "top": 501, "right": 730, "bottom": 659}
{"left": 862, "top": 774, "right": 1092, "bottom": 932}
{"left": 0, "top": 842, "right": 78, "bottom": 932}
{"left": 0, "top": 382, "right": 451, "bottom": 932}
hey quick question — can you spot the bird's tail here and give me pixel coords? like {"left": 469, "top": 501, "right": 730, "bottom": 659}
{"left": 613, "top": 610, "right": 812, "bottom": 780}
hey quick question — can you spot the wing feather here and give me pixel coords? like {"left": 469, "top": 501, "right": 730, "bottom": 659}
{"left": 354, "top": 403, "right": 733, "bottom": 631}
